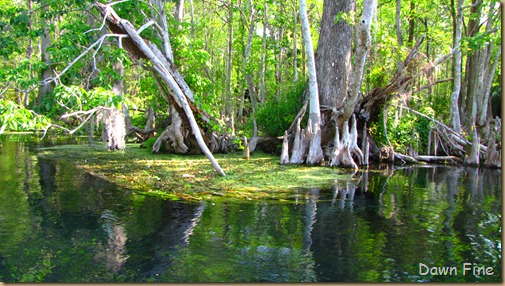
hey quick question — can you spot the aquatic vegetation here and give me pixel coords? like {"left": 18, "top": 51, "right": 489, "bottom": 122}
{"left": 38, "top": 143, "right": 356, "bottom": 202}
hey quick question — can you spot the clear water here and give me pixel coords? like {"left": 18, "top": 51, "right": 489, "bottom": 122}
{"left": 0, "top": 135, "right": 501, "bottom": 282}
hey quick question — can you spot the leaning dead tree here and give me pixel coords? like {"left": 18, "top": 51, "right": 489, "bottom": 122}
{"left": 95, "top": 2, "right": 226, "bottom": 176}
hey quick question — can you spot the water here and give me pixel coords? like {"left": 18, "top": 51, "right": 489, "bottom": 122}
{"left": 0, "top": 135, "right": 501, "bottom": 282}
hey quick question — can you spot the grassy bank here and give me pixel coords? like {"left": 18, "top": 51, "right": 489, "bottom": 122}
{"left": 37, "top": 143, "right": 358, "bottom": 202}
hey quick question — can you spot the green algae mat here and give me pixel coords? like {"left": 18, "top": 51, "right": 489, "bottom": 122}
{"left": 37, "top": 143, "right": 359, "bottom": 202}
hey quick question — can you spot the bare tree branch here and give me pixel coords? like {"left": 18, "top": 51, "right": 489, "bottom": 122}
{"left": 41, "top": 107, "right": 106, "bottom": 139}
{"left": 0, "top": 82, "right": 12, "bottom": 98}
{"left": 40, "top": 33, "right": 126, "bottom": 86}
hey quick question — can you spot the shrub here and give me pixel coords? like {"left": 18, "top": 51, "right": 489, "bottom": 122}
{"left": 142, "top": 135, "right": 159, "bottom": 151}
{"left": 255, "top": 82, "right": 306, "bottom": 137}
{"left": 369, "top": 103, "right": 434, "bottom": 154}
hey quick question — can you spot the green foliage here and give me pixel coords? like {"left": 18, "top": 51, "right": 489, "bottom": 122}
{"left": 41, "top": 85, "right": 128, "bottom": 117}
{"left": 0, "top": 100, "right": 50, "bottom": 133}
{"left": 334, "top": 11, "right": 356, "bottom": 26}
{"left": 142, "top": 135, "right": 159, "bottom": 151}
{"left": 256, "top": 82, "right": 305, "bottom": 137}
{"left": 369, "top": 103, "right": 434, "bottom": 154}
{"left": 130, "top": 112, "right": 147, "bottom": 128}
{"left": 171, "top": 34, "right": 218, "bottom": 118}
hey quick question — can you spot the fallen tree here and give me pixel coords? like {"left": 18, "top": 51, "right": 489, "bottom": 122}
{"left": 95, "top": 2, "right": 226, "bottom": 176}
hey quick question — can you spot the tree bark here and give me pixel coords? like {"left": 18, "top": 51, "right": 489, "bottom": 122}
{"left": 224, "top": 2, "right": 235, "bottom": 135}
{"left": 37, "top": 3, "right": 53, "bottom": 107}
{"left": 175, "top": 0, "right": 185, "bottom": 24}
{"left": 461, "top": 0, "right": 483, "bottom": 128}
{"left": 242, "top": 0, "right": 259, "bottom": 152}
{"left": 464, "top": 127, "right": 480, "bottom": 165}
{"left": 101, "top": 57, "right": 126, "bottom": 151}
{"left": 290, "top": 117, "right": 307, "bottom": 164}
{"left": 149, "top": 0, "right": 174, "bottom": 62}
{"left": 341, "top": 0, "right": 376, "bottom": 123}
{"left": 292, "top": 2, "right": 299, "bottom": 82}
{"left": 476, "top": 3, "right": 500, "bottom": 127}
{"left": 478, "top": 45, "right": 500, "bottom": 127}
{"left": 300, "top": 0, "right": 323, "bottom": 165}
{"left": 316, "top": 0, "right": 354, "bottom": 110}
{"left": 449, "top": 0, "right": 463, "bottom": 133}
{"left": 407, "top": 0, "right": 416, "bottom": 45}
{"left": 280, "top": 131, "right": 290, "bottom": 164}
{"left": 243, "top": 136, "right": 250, "bottom": 160}
{"left": 259, "top": 3, "right": 268, "bottom": 103}
{"left": 395, "top": 0, "right": 403, "bottom": 46}
{"left": 275, "top": 1, "right": 286, "bottom": 98}
{"left": 100, "top": 108, "right": 126, "bottom": 151}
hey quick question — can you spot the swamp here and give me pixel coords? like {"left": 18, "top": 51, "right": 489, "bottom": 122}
{"left": 0, "top": 134, "right": 502, "bottom": 282}
{"left": 0, "top": 0, "right": 502, "bottom": 283}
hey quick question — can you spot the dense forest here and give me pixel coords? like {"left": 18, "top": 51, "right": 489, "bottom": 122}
{"left": 0, "top": 0, "right": 501, "bottom": 174}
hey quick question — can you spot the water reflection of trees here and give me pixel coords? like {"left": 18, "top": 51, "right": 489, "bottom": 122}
{"left": 139, "top": 166, "right": 500, "bottom": 282}
{"left": 307, "top": 166, "right": 501, "bottom": 282}
{"left": 0, "top": 137, "right": 500, "bottom": 282}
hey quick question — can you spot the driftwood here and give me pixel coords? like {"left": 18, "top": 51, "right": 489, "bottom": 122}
{"left": 96, "top": 3, "right": 225, "bottom": 176}
{"left": 394, "top": 153, "right": 422, "bottom": 165}
{"left": 391, "top": 104, "right": 500, "bottom": 167}
{"left": 415, "top": 155, "right": 461, "bottom": 164}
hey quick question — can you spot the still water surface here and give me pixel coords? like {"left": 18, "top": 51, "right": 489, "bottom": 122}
{"left": 0, "top": 135, "right": 501, "bottom": 282}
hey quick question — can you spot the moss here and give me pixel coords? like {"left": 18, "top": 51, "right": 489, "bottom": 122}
{"left": 37, "top": 143, "right": 356, "bottom": 202}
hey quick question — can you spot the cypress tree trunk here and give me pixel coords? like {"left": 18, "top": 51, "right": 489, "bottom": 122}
{"left": 449, "top": 0, "right": 463, "bottom": 133}
{"left": 316, "top": 0, "right": 354, "bottom": 111}
{"left": 299, "top": 0, "right": 323, "bottom": 165}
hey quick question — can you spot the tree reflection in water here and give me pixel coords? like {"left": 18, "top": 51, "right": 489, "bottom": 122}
{"left": 0, "top": 136, "right": 500, "bottom": 282}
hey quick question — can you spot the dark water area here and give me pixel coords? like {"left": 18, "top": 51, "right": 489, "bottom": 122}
{"left": 0, "top": 135, "right": 501, "bottom": 282}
